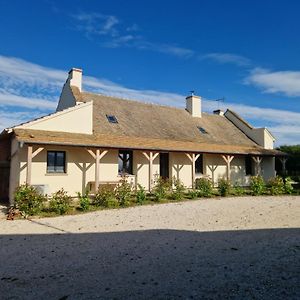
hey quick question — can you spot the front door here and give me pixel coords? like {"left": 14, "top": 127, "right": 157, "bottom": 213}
{"left": 160, "top": 153, "right": 169, "bottom": 179}
{"left": 0, "top": 163, "right": 10, "bottom": 203}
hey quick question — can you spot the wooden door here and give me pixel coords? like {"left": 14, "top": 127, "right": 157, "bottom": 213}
{"left": 159, "top": 153, "right": 169, "bottom": 179}
{"left": 0, "top": 163, "right": 10, "bottom": 203}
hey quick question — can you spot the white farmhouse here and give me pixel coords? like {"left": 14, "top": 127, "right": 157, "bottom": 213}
{"left": 0, "top": 68, "right": 286, "bottom": 204}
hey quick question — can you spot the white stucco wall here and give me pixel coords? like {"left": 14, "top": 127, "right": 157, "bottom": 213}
{"left": 9, "top": 145, "right": 277, "bottom": 203}
{"left": 16, "top": 146, "right": 119, "bottom": 198}
{"left": 170, "top": 152, "right": 192, "bottom": 188}
{"left": 133, "top": 150, "right": 159, "bottom": 190}
{"left": 16, "top": 102, "right": 93, "bottom": 134}
{"left": 261, "top": 157, "right": 276, "bottom": 180}
{"left": 204, "top": 154, "right": 249, "bottom": 186}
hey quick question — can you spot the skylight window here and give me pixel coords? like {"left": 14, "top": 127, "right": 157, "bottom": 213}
{"left": 106, "top": 115, "right": 118, "bottom": 124}
{"left": 197, "top": 126, "right": 208, "bottom": 134}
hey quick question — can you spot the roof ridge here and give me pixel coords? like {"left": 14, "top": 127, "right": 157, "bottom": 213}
{"left": 81, "top": 90, "right": 193, "bottom": 112}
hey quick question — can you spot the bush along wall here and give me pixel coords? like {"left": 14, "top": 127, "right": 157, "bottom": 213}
{"left": 11, "top": 175, "right": 298, "bottom": 218}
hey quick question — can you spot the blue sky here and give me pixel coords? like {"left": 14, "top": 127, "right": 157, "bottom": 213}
{"left": 0, "top": 0, "right": 300, "bottom": 145}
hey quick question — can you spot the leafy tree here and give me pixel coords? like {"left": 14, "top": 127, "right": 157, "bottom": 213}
{"left": 276, "top": 145, "right": 300, "bottom": 177}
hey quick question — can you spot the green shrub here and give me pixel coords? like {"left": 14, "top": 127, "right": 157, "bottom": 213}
{"left": 152, "top": 177, "right": 172, "bottom": 201}
{"left": 187, "top": 189, "right": 198, "bottom": 199}
{"left": 170, "top": 177, "right": 186, "bottom": 200}
{"left": 77, "top": 192, "right": 90, "bottom": 211}
{"left": 49, "top": 189, "right": 71, "bottom": 215}
{"left": 14, "top": 184, "right": 46, "bottom": 216}
{"left": 115, "top": 176, "right": 132, "bottom": 206}
{"left": 136, "top": 184, "right": 146, "bottom": 204}
{"left": 218, "top": 178, "right": 231, "bottom": 197}
{"left": 267, "top": 176, "right": 285, "bottom": 195}
{"left": 94, "top": 184, "right": 118, "bottom": 208}
{"left": 250, "top": 176, "right": 265, "bottom": 195}
{"left": 284, "top": 177, "right": 294, "bottom": 194}
{"left": 195, "top": 178, "right": 213, "bottom": 197}
{"left": 232, "top": 183, "right": 245, "bottom": 196}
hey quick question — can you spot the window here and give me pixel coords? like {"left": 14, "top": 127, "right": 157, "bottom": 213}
{"left": 195, "top": 154, "right": 203, "bottom": 174}
{"left": 197, "top": 126, "right": 208, "bottom": 134}
{"left": 118, "top": 150, "right": 133, "bottom": 174}
{"left": 245, "top": 156, "right": 252, "bottom": 175}
{"left": 47, "top": 151, "right": 66, "bottom": 173}
{"left": 106, "top": 114, "right": 118, "bottom": 123}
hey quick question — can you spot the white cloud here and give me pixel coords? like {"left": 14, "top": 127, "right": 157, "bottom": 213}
{"left": 0, "top": 93, "right": 56, "bottom": 110}
{"left": 154, "top": 44, "right": 195, "bottom": 58}
{"left": 0, "top": 54, "right": 65, "bottom": 87}
{"left": 71, "top": 12, "right": 195, "bottom": 59}
{"left": 126, "top": 24, "right": 139, "bottom": 32}
{"left": 0, "top": 110, "right": 42, "bottom": 130}
{"left": 245, "top": 68, "right": 300, "bottom": 97}
{"left": 201, "top": 53, "right": 251, "bottom": 66}
{"left": 0, "top": 54, "right": 299, "bottom": 145}
{"left": 71, "top": 13, "right": 119, "bottom": 37}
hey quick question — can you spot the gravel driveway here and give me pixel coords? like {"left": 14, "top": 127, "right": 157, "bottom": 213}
{"left": 0, "top": 196, "right": 299, "bottom": 299}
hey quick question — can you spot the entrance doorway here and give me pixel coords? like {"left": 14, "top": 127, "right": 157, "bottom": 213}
{"left": 160, "top": 153, "right": 169, "bottom": 179}
{"left": 0, "top": 162, "right": 10, "bottom": 203}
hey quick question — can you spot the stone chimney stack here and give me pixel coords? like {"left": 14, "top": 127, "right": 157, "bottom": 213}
{"left": 186, "top": 92, "right": 201, "bottom": 118}
{"left": 68, "top": 68, "right": 82, "bottom": 92}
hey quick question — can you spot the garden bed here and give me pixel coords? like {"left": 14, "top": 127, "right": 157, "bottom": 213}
{"left": 7, "top": 175, "right": 299, "bottom": 220}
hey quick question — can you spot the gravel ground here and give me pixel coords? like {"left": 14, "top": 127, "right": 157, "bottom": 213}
{"left": 0, "top": 196, "right": 299, "bottom": 299}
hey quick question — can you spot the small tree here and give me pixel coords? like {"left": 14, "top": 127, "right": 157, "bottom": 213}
{"left": 14, "top": 184, "right": 46, "bottom": 216}
{"left": 136, "top": 184, "right": 146, "bottom": 204}
{"left": 267, "top": 176, "right": 285, "bottom": 195}
{"left": 250, "top": 176, "right": 265, "bottom": 195}
{"left": 152, "top": 177, "right": 172, "bottom": 201}
{"left": 77, "top": 191, "right": 90, "bottom": 211}
{"left": 195, "top": 178, "right": 213, "bottom": 197}
{"left": 49, "top": 188, "right": 72, "bottom": 215}
{"left": 218, "top": 178, "right": 231, "bottom": 197}
{"left": 170, "top": 177, "right": 186, "bottom": 200}
{"left": 284, "top": 177, "right": 294, "bottom": 194}
{"left": 115, "top": 176, "right": 132, "bottom": 206}
{"left": 94, "top": 184, "right": 118, "bottom": 208}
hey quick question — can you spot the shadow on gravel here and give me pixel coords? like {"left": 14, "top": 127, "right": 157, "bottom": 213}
{"left": 0, "top": 228, "right": 299, "bottom": 300}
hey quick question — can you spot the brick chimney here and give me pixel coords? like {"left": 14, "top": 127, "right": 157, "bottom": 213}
{"left": 68, "top": 68, "right": 82, "bottom": 92}
{"left": 186, "top": 92, "right": 201, "bottom": 117}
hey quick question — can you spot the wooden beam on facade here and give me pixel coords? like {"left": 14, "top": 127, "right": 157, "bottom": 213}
{"left": 252, "top": 156, "right": 262, "bottom": 175}
{"left": 26, "top": 145, "right": 33, "bottom": 185}
{"left": 25, "top": 146, "right": 44, "bottom": 186}
{"left": 86, "top": 149, "right": 109, "bottom": 192}
{"left": 279, "top": 157, "right": 287, "bottom": 175}
{"left": 208, "top": 165, "right": 218, "bottom": 186}
{"left": 142, "top": 151, "right": 159, "bottom": 191}
{"left": 185, "top": 153, "right": 200, "bottom": 188}
{"left": 95, "top": 149, "right": 100, "bottom": 192}
{"left": 222, "top": 155, "right": 234, "bottom": 182}
{"left": 86, "top": 149, "right": 96, "bottom": 159}
{"left": 32, "top": 147, "right": 44, "bottom": 159}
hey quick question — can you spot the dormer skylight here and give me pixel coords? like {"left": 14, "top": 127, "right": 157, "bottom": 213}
{"left": 106, "top": 114, "right": 118, "bottom": 124}
{"left": 197, "top": 126, "right": 208, "bottom": 134}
